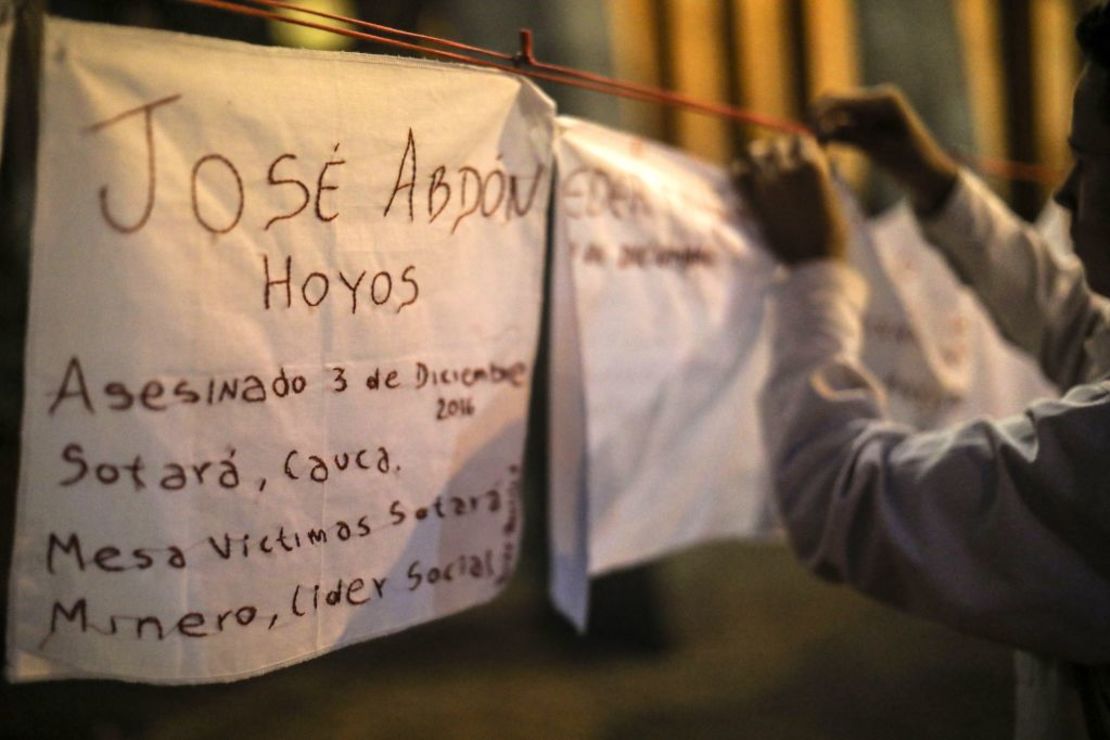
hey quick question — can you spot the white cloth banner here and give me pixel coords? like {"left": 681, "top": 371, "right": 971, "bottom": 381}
{"left": 549, "top": 117, "right": 1054, "bottom": 628}
{"left": 859, "top": 202, "right": 1055, "bottom": 430}
{"left": 549, "top": 118, "right": 778, "bottom": 628}
{"left": 10, "top": 18, "right": 554, "bottom": 683}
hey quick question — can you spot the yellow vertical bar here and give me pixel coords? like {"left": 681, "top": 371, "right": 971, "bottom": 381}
{"left": 954, "top": 0, "right": 1009, "bottom": 196}
{"left": 1031, "top": 0, "right": 1077, "bottom": 194}
{"left": 803, "top": 0, "right": 865, "bottom": 184}
{"left": 608, "top": 0, "right": 666, "bottom": 140}
{"left": 802, "top": 0, "right": 860, "bottom": 96}
{"left": 667, "top": 0, "right": 732, "bottom": 163}
{"left": 732, "top": 0, "right": 798, "bottom": 126}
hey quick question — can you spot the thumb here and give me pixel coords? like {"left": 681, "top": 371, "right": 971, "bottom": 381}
{"left": 811, "top": 91, "right": 904, "bottom": 147}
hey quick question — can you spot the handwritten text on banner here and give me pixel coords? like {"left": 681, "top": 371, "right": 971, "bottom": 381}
{"left": 9, "top": 18, "right": 554, "bottom": 683}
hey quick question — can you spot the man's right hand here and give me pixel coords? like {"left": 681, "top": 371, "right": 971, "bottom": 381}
{"left": 811, "top": 86, "right": 960, "bottom": 215}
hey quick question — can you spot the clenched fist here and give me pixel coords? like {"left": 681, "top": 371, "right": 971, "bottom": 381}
{"left": 811, "top": 85, "right": 959, "bottom": 214}
{"left": 734, "top": 135, "right": 848, "bottom": 266}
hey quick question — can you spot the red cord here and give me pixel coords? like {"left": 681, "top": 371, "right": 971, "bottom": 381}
{"left": 180, "top": 0, "right": 1060, "bottom": 185}
{"left": 181, "top": 0, "right": 810, "bottom": 134}
{"left": 238, "top": 0, "right": 516, "bottom": 61}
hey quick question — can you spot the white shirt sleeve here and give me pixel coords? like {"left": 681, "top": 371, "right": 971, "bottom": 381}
{"left": 760, "top": 260, "right": 1110, "bottom": 664}
{"left": 919, "top": 170, "right": 1110, "bottom": 389}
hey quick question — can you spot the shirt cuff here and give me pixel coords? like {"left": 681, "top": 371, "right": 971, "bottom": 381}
{"left": 916, "top": 168, "right": 1003, "bottom": 252}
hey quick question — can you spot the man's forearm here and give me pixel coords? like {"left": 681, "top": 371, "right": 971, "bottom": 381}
{"left": 919, "top": 170, "right": 1108, "bottom": 389}
{"left": 759, "top": 260, "right": 1110, "bottom": 663}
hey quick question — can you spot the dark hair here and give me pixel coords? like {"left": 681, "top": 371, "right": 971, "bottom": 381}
{"left": 1077, "top": 3, "right": 1110, "bottom": 69}
{"left": 1077, "top": 3, "right": 1110, "bottom": 120}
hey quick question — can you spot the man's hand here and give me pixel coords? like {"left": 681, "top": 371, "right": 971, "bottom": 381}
{"left": 734, "top": 135, "right": 848, "bottom": 266}
{"left": 811, "top": 85, "right": 959, "bottom": 214}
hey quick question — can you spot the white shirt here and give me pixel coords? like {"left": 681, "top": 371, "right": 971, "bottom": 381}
{"left": 761, "top": 171, "right": 1110, "bottom": 738}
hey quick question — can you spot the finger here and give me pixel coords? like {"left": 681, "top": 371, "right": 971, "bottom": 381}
{"left": 810, "top": 104, "right": 865, "bottom": 145}
{"left": 809, "top": 96, "right": 846, "bottom": 140}
{"left": 811, "top": 90, "right": 902, "bottom": 144}
{"left": 769, "top": 136, "right": 793, "bottom": 172}
{"left": 789, "top": 133, "right": 805, "bottom": 159}
{"left": 746, "top": 138, "right": 779, "bottom": 182}
{"left": 811, "top": 105, "right": 872, "bottom": 145}
{"left": 787, "top": 136, "right": 819, "bottom": 176}
{"left": 734, "top": 142, "right": 763, "bottom": 188}
{"left": 748, "top": 137, "right": 774, "bottom": 162}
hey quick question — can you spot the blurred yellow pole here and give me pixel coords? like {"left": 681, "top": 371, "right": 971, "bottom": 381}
{"left": 732, "top": 0, "right": 799, "bottom": 137}
{"left": 667, "top": 0, "right": 732, "bottom": 163}
{"left": 802, "top": 0, "right": 865, "bottom": 186}
{"left": 802, "top": 0, "right": 859, "bottom": 97}
{"left": 608, "top": 0, "right": 667, "bottom": 141}
{"left": 1030, "top": 0, "right": 1078, "bottom": 197}
{"left": 954, "top": 0, "right": 1010, "bottom": 198}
